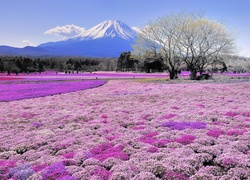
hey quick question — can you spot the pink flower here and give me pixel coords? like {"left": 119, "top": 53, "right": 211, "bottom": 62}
{"left": 147, "top": 147, "right": 159, "bottom": 153}
{"left": 206, "top": 129, "right": 224, "bottom": 138}
{"left": 62, "top": 152, "right": 75, "bottom": 159}
{"left": 176, "top": 134, "right": 196, "bottom": 145}
{"left": 226, "top": 129, "right": 246, "bottom": 136}
{"left": 171, "top": 106, "right": 179, "bottom": 110}
{"left": 224, "top": 111, "right": 238, "bottom": 117}
{"left": 163, "top": 171, "right": 189, "bottom": 180}
{"left": 159, "top": 113, "right": 176, "bottom": 120}
{"left": 198, "top": 104, "right": 205, "bottom": 108}
{"left": 101, "top": 114, "right": 108, "bottom": 119}
{"left": 89, "top": 143, "right": 129, "bottom": 162}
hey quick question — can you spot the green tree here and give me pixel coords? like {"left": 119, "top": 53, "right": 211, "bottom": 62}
{"left": 117, "top": 51, "right": 138, "bottom": 71}
{"left": 38, "top": 62, "right": 44, "bottom": 73}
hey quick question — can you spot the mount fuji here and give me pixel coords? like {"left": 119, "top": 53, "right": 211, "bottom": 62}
{"left": 0, "top": 20, "right": 138, "bottom": 57}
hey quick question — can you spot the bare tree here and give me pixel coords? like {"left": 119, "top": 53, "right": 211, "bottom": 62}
{"left": 133, "top": 13, "right": 187, "bottom": 79}
{"left": 133, "top": 12, "right": 236, "bottom": 80}
{"left": 179, "top": 17, "right": 236, "bottom": 79}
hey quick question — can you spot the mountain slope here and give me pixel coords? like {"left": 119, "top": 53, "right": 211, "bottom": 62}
{"left": 0, "top": 20, "right": 138, "bottom": 57}
{"left": 74, "top": 20, "right": 137, "bottom": 40}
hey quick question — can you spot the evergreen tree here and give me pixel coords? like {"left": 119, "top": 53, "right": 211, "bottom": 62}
{"left": 0, "top": 60, "right": 5, "bottom": 72}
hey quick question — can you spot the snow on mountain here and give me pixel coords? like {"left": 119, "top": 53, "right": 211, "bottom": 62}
{"left": 74, "top": 20, "right": 137, "bottom": 40}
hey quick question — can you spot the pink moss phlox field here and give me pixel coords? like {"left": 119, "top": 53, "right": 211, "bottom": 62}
{"left": 0, "top": 79, "right": 106, "bottom": 102}
{"left": 0, "top": 78, "right": 250, "bottom": 179}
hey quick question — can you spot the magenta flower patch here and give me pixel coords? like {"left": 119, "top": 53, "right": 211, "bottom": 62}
{"left": 141, "top": 114, "right": 152, "bottom": 120}
{"left": 89, "top": 142, "right": 129, "bottom": 162}
{"left": 101, "top": 114, "right": 108, "bottom": 118}
{"left": 32, "top": 163, "right": 47, "bottom": 172}
{"left": 171, "top": 106, "right": 179, "bottom": 110}
{"left": 138, "top": 132, "right": 158, "bottom": 145}
{"left": 241, "top": 112, "right": 250, "bottom": 117}
{"left": 21, "top": 112, "right": 37, "bottom": 119}
{"left": 206, "top": 129, "right": 224, "bottom": 138}
{"left": 0, "top": 160, "right": 16, "bottom": 179}
{"left": 226, "top": 129, "right": 246, "bottom": 136}
{"left": 147, "top": 147, "right": 159, "bottom": 153}
{"left": 62, "top": 152, "right": 75, "bottom": 159}
{"left": 176, "top": 134, "right": 196, "bottom": 145}
{"left": 198, "top": 104, "right": 205, "bottom": 108}
{"left": 162, "top": 121, "right": 206, "bottom": 130}
{"left": 0, "top": 80, "right": 106, "bottom": 102}
{"left": 132, "top": 125, "right": 145, "bottom": 130}
{"left": 41, "top": 162, "right": 71, "bottom": 180}
{"left": 224, "top": 111, "right": 238, "bottom": 117}
{"left": 138, "top": 132, "right": 173, "bottom": 147}
{"left": 158, "top": 113, "right": 176, "bottom": 120}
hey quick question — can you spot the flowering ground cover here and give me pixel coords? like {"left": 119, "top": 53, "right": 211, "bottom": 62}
{"left": 0, "top": 79, "right": 106, "bottom": 102}
{"left": 0, "top": 74, "right": 250, "bottom": 179}
{"left": 0, "top": 71, "right": 169, "bottom": 80}
{"left": 0, "top": 77, "right": 23, "bottom": 81}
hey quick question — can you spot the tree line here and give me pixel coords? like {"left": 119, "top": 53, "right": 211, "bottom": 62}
{"left": 0, "top": 56, "right": 117, "bottom": 74}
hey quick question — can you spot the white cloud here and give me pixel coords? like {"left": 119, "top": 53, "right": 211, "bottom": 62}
{"left": 22, "top": 40, "right": 35, "bottom": 46}
{"left": 44, "top": 24, "right": 86, "bottom": 38}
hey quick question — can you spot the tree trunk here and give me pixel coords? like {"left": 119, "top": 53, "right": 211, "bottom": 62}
{"left": 190, "top": 69, "right": 197, "bottom": 80}
{"left": 169, "top": 69, "right": 176, "bottom": 79}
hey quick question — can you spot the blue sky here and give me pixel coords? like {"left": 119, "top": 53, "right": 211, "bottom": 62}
{"left": 1, "top": 0, "right": 250, "bottom": 57}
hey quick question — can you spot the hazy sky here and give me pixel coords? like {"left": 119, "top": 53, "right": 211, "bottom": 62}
{"left": 1, "top": 0, "right": 250, "bottom": 57}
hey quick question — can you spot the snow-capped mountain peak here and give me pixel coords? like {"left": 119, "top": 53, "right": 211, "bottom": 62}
{"left": 75, "top": 20, "right": 137, "bottom": 40}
